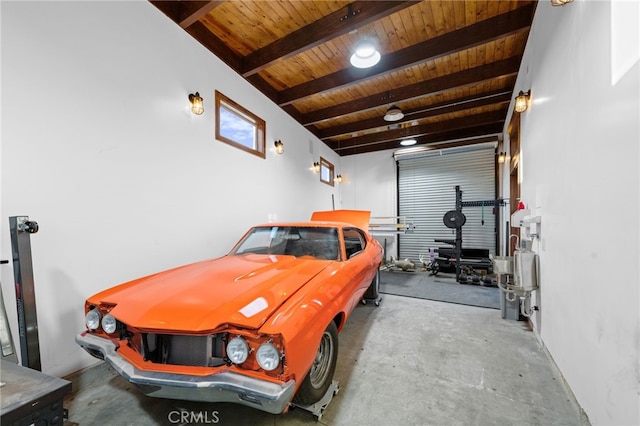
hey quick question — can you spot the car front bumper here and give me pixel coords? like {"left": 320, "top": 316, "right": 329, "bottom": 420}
{"left": 75, "top": 332, "right": 296, "bottom": 414}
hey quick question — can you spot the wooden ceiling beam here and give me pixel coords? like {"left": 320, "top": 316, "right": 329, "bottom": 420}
{"left": 301, "top": 57, "right": 520, "bottom": 125}
{"left": 246, "top": 74, "right": 279, "bottom": 104}
{"left": 149, "top": 1, "right": 224, "bottom": 29}
{"left": 177, "top": 1, "right": 224, "bottom": 28}
{"left": 326, "top": 109, "right": 506, "bottom": 150}
{"left": 336, "top": 125, "right": 503, "bottom": 156}
{"left": 241, "top": 1, "right": 419, "bottom": 77}
{"left": 415, "top": 136, "right": 502, "bottom": 153}
{"left": 278, "top": 3, "right": 534, "bottom": 106}
{"left": 184, "top": 21, "right": 243, "bottom": 71}
{"left": 280, "top": 105, "right": 304, "bottom": 123}
{"left": 316, "top": 89, "right": 512, "bottom": 140}
{"left": 148, "top": 1, "right": 181, "bottom": 22}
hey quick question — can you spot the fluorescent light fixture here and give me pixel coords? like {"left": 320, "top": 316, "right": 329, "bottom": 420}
{"left": 400, "top": 138, "right": 417, "bottom": 146}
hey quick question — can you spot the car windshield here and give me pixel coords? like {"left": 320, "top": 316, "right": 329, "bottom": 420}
{"left": 232, "top": 226, "right": 340, "bottom": 260}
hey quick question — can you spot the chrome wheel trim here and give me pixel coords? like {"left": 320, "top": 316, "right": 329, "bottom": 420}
{"left": 309, "top": 331, "right": 334, "bottom": 389}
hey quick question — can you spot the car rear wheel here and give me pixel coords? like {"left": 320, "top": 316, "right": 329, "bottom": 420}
{"left": 293, "top": 321, "right": 338, "bottom": 405}
{"left": 363, "top": 268, "right": 380, "bottom": 300}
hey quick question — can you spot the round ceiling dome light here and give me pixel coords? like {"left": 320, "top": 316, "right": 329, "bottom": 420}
{"left": 384, "top": 105, "right": 404, "bottom": 121}
{"left": 350, "top": 40, "right": 381, "bottom": 68}
{"left": 400, "top": 138, "right": 417, "bottom": 146}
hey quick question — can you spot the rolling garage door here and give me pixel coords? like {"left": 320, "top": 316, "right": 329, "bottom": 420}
{"left": 396, "top": 144, "right": 496, "bottom": 263}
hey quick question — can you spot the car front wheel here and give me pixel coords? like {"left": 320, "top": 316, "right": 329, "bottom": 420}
{"left": 293, "top": 321, "right": 338, "bottom": 405}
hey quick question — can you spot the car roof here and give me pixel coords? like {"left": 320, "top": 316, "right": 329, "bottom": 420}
{"left": 252, "top": 221, "right": 355, "bottom": 230}
{"left": 253, "top": 210, "right": 372, "bottom": 233}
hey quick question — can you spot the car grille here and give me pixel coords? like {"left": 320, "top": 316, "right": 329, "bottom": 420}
{"left": 141, "top": 333, "right": 225, "bottom": 367}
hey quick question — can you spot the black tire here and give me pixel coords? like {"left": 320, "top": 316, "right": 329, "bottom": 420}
{"left": 363, "top": 268, "right": 380, "bottom": 300}
{"left": 293, "top": 321, "right": 338, "bottom": 405}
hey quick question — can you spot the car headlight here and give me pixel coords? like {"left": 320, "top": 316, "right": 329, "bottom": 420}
{"left": 226, "top": 336, "right": 249, "bottom": 364}
{"left": 85, "top": 309, "right": 101, "bottom": 330}
{"left": 256, "top": 342, "right": 280, "bottom": 371}
{"left": 101, "top": 314, "right": 117, "bottom": 334}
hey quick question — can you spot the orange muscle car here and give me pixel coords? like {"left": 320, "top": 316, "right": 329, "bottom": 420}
{"left": 76, "top": 210, "right": 383, "bottom": 414}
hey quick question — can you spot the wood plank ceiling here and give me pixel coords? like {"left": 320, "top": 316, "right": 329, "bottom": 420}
{"left": 150, "top": 0, "right": 537, "bottom": 156}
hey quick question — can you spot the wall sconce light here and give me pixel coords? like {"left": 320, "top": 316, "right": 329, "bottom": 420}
{"left": 550, "top": 0, "right": 574, "bottom": 6}
{"left": 497, "top": 152, "right": 507, "bottom": 164}
{"left": 188, "top": 92, "right": 204, "bottom": 115}
{"left": 335, "top": 174, "right": 343, "bottom": 184}
{"left": 312, "top": 162, "right": 320, "bottom": 173}
{"left": 274, "top": 140, "right": 284, "bottom": 154}
{"left": 350, "top": 39, "right": 381, "bottom": 69}
{"left": 514, "top": 90, "right": 531, "bottom": 113}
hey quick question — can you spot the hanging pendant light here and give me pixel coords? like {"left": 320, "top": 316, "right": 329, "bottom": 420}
{"left": 384, "top": 105, "right": 404, "bottom": 121}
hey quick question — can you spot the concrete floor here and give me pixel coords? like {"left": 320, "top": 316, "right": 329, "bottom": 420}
{"left": 64, "top": 294, "right": 590, "bottom": 426}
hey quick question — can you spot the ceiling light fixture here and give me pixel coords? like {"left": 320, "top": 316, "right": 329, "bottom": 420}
{"left": 350, "top": 39, "right": 380, "bottom": 69}
{"left": 514, "top": 90, "right": 531, "bottom": 113}
{"left": 400, "top": 138, "right": 417, "bottom": 146}
{"left": 188, "top": 92, "right": 204, "bottom": 115}
{"left": 384, "top": 105, "right": 404, "bottom": 122}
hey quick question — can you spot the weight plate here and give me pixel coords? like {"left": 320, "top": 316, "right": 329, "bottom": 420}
{"left": 443, "top": 210, "right": 466, "bottom": 229}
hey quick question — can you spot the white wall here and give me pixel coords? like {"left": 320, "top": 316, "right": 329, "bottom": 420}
{"left": 340, "top": 149, "right": 398, "bottom": 258}
{"left": 505, "top": 1, "right": 639, "bottom": 425}
{"left": 0, "top": 1, "right": 341, "bottom": 377}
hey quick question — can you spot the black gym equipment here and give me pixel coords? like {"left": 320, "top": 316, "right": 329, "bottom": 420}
{"left": 435, "top": 186, "right": 505, "bottom": 284}
{"left": 443, "top": 210, "right": 466, "bottom": 229}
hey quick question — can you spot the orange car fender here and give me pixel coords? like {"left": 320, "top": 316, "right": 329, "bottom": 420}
{"left": 259, "top": 263, "right": 350, "bottom": 388}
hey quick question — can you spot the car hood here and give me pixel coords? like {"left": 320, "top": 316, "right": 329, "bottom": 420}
{"left": 93, "top": 254, "right": 330, "bottom": 333}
